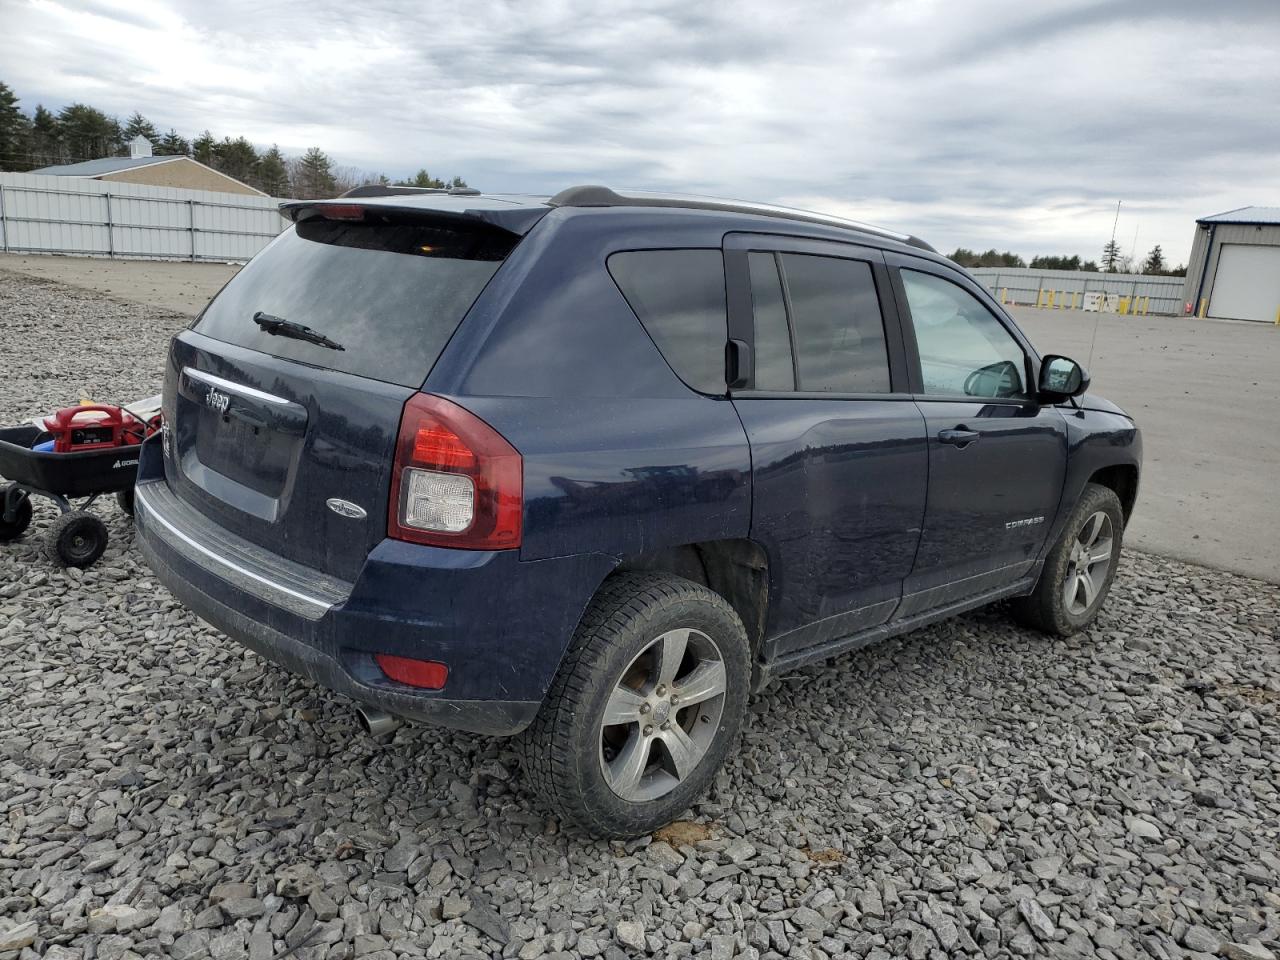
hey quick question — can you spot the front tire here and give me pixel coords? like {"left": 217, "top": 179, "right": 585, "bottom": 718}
{"left": 520, "top": 573, "right": 750, "bottom": 839}
{"left": 1012, "top": 483, "right": 1124, "bottom": 636}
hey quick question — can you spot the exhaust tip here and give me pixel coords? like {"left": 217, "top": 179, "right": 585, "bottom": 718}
{"left": 356, "top": 705, "right": 403, "bottom": 739}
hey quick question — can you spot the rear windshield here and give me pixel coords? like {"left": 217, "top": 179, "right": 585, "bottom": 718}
{"left": 193, "top": 216, "right": 517, "bottom": 387}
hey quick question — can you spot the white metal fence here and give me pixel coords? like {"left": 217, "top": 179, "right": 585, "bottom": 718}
{"left": 968, "top": 267, "right": 1185, "bottom": 316}
{"left": 0, "top": 172, "right": 290, "bottom": 263}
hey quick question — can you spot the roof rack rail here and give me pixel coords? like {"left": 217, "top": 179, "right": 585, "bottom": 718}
{"left": 548, "top": 185, "right": 935, "bottom": 252}
{"left": 337, "top": 184, "right": 482, "bottom": 199}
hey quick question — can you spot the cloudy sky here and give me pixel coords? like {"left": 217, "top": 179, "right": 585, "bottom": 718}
{"left": 2, "top": 0, "right": 1278, "bottom": 263}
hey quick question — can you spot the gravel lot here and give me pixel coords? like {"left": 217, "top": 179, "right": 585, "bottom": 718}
{"left": 2, "top": 271, "right": 1279, "bottom": 960}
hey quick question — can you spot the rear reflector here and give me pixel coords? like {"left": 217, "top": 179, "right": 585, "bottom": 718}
{"left": 375, "top": 654, "right": 448, "bottom": 690}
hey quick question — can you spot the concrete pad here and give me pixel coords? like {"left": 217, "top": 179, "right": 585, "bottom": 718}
{"left": 1009, "top": 306, "right": 1279, "bottom": 583}
{"left": 0, "top": 253, "right": 239, "bottom": 316}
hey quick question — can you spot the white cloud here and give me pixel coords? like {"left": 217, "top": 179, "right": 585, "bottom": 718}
{"left": 2, "top": 0, "right": 1277, "bottom": 262}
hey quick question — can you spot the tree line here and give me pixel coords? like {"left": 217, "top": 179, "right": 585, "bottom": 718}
{"left": 0, "top": 80, "right": 468, "bottom": 199}
{"left": 949, "top": 241, "right": 1184, "bottom": 276}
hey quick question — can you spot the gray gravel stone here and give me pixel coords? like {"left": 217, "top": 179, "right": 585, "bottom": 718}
{"left": 170, "top": 932, "right": 212, "bottom": 960}
{"left": 1017, "top": 898, "right": 1056, "bottom": 941}
{"left": 1221, "top": 944, "right": 1276, "bottom": 960}
{"left": 0, "top": 923, "right": 37, "bottom": 952}
{"left": 614, "top": 921, "right": 645, "bottom": 952}
{"left": 208, "top": 885, "right": 254, "bottom": 906}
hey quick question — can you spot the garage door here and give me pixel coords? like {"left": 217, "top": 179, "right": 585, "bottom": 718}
{"left": 1208, "top": 244, "right": 1280, "bottom": 322}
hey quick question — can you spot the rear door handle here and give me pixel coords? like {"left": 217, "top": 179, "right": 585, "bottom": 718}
{"left": 938, "top": 428, "right": 980, "bottom": 447}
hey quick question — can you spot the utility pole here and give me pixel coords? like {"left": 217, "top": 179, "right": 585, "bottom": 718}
{"left": 1110, "top": 200, "right": 1121, "bottom": 250}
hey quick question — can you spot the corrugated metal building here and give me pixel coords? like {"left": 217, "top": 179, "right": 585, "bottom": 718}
{"left": 1182, "top": 206, "right": 1280, "bottom": 322}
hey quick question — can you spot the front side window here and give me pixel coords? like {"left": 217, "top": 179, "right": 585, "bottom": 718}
{"left": 608, "top": 249, "right": 727, "bottom": 394}
{"left": 779, "top": 254, "right": 891, "bottom": 393}
{"left": 901, "top": 270, "right": 1029, "bottom": 399}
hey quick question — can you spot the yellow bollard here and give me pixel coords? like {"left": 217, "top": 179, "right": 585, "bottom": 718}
{"left": 1048, "top": 290, "right": 1056, "bottom": 309}
{"left": 1198, "top": 298, "right": 1208, "bottom": 318}
{"left": 1143, "top": 296, "right": 1150, "bottom": 316}
{"left": 1275, "top": 305, "right": 1280, "bottom": 326}
{"left": 1000, "top": 288, "right": 1008, "bottom": 305}
{"left": 1119, "top": 296, "right": 1130, "bottom": 315}
{"left": 1072, "top": 291, "right": 1080, "bottom": 310}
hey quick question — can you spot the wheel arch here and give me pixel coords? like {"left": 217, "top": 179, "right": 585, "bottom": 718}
{"left": 1087, "top": 463, "right": 1139, "bottom": 524}
{"left": 610, "top": 539, "right": 771, "bottom": 659}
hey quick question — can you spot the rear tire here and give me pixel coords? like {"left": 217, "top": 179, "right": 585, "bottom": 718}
{"left": 45, "top": 511, "right": 109, "bottom": 568}
{"left": 1011, "top": 483, "right": 1124, "bottom": 636}
{"left": 520, "top": 572, "right": 750, "bottom": 839}
{"left": 116, "top": 488, "right": 136, "bottom": 517}
{"left": 0, "top": 484, "right": 33, "bottom": 542}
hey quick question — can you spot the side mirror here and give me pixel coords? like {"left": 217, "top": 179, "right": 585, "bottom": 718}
{"left": 1038, "top": 355, "right": 1090, "bottom": 402}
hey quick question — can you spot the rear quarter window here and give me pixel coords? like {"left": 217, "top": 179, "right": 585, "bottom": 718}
{"left": 607, "top": 249, "right": 727, "bottom": 394}
{"left": 193, "top": 217, "right": 516, "bottom": 388}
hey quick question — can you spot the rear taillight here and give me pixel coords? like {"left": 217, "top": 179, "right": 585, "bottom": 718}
{"left": 388, "top": 394, "right": 522, "bottom": 550}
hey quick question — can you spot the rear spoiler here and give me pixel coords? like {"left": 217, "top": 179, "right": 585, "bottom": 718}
{"left": 278, "top": 198, "right": 549, "bottom": 237}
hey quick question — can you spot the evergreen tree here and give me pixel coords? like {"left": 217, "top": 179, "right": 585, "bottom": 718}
{"left": 213, "top": 136, "right": 258, "bottom": 183}
{"left": 397, "top": 168, "right": 446, "bottom": 188}
{"left": 121, "top": 111, "right": 159, "bottom": 145}
{"left": 57, "top": 103, "right": 121, "bottom": 159}
{"left": 256, "top": 144, "right": 288, "bottom": 195}
{"left": 947, "top": 247, "right": 1025, "bottom": 268}
{"left": 155, "top": 129, "right": 190, "bottom": 156}
{"left": 28, "top": 105, "right": 60, "bottom": 167}
{"left": 294, "top": 147, "right": 336, "bottom": 199}
{"left": 1030, "top": 254, "right": 1083, "bottom": 271}
{"left": 192, "top": 130, "right": 216, "bottom": 166}
{"left": 1142, "top": 244, "right": 1166, "bottom": 275}
{"left": 448, "top": 175, "right": 468, "bottom": 189}
{"left": 1101, "top": 239, "right": 1122, "bottom": 273}
{"left": 0, "top": 80, "right": 29, "bottom": 169}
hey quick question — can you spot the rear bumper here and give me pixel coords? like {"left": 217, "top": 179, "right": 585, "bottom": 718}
{"left": 134, "top": 455, "right": 614, "bottom": 736}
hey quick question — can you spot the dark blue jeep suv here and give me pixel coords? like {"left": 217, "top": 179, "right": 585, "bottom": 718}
{"left": 135, "top": 185, "right": 1141, "bottom": 837}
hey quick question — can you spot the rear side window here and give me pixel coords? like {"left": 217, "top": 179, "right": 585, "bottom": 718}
{"left": 779, "top": 254, "right": 890, "bottom": 393}
{"left": 193, "top": 216, "right": 517, "bottom": 388}
{"left": 608, "top": 250, "right": 727, "bottom": 394}
{"left": 747, "top": 252, "right": 795, "bottom": 391}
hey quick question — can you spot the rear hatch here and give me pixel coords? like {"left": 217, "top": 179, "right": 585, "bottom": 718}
{"left": 163, "top": 202, "right": 527, "bottom": 582}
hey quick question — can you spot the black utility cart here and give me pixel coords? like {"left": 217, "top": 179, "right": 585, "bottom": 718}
{"left": 0, "top": 424, "right": 140, "bottom": 568}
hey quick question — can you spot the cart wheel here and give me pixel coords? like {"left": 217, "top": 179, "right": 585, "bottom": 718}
{"left": 45, "top": 511, "right": 109, "bottom": 568}
{"left": 116, "top": 488, "right": 136, "bottom": 517}
{"left": 0, "top": 483, "right": 33, "bottom": 542}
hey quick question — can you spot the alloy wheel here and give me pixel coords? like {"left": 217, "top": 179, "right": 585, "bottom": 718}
{"left": 598, "top": 628, "right": 727, "bottom": 802}
{"left": 1063, "top": 510, "right": 1114, "bottom": 616}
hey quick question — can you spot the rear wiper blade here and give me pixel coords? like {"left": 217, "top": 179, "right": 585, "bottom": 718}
{"left": 252, "top": 311, "right": 345, "bottom": 351}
